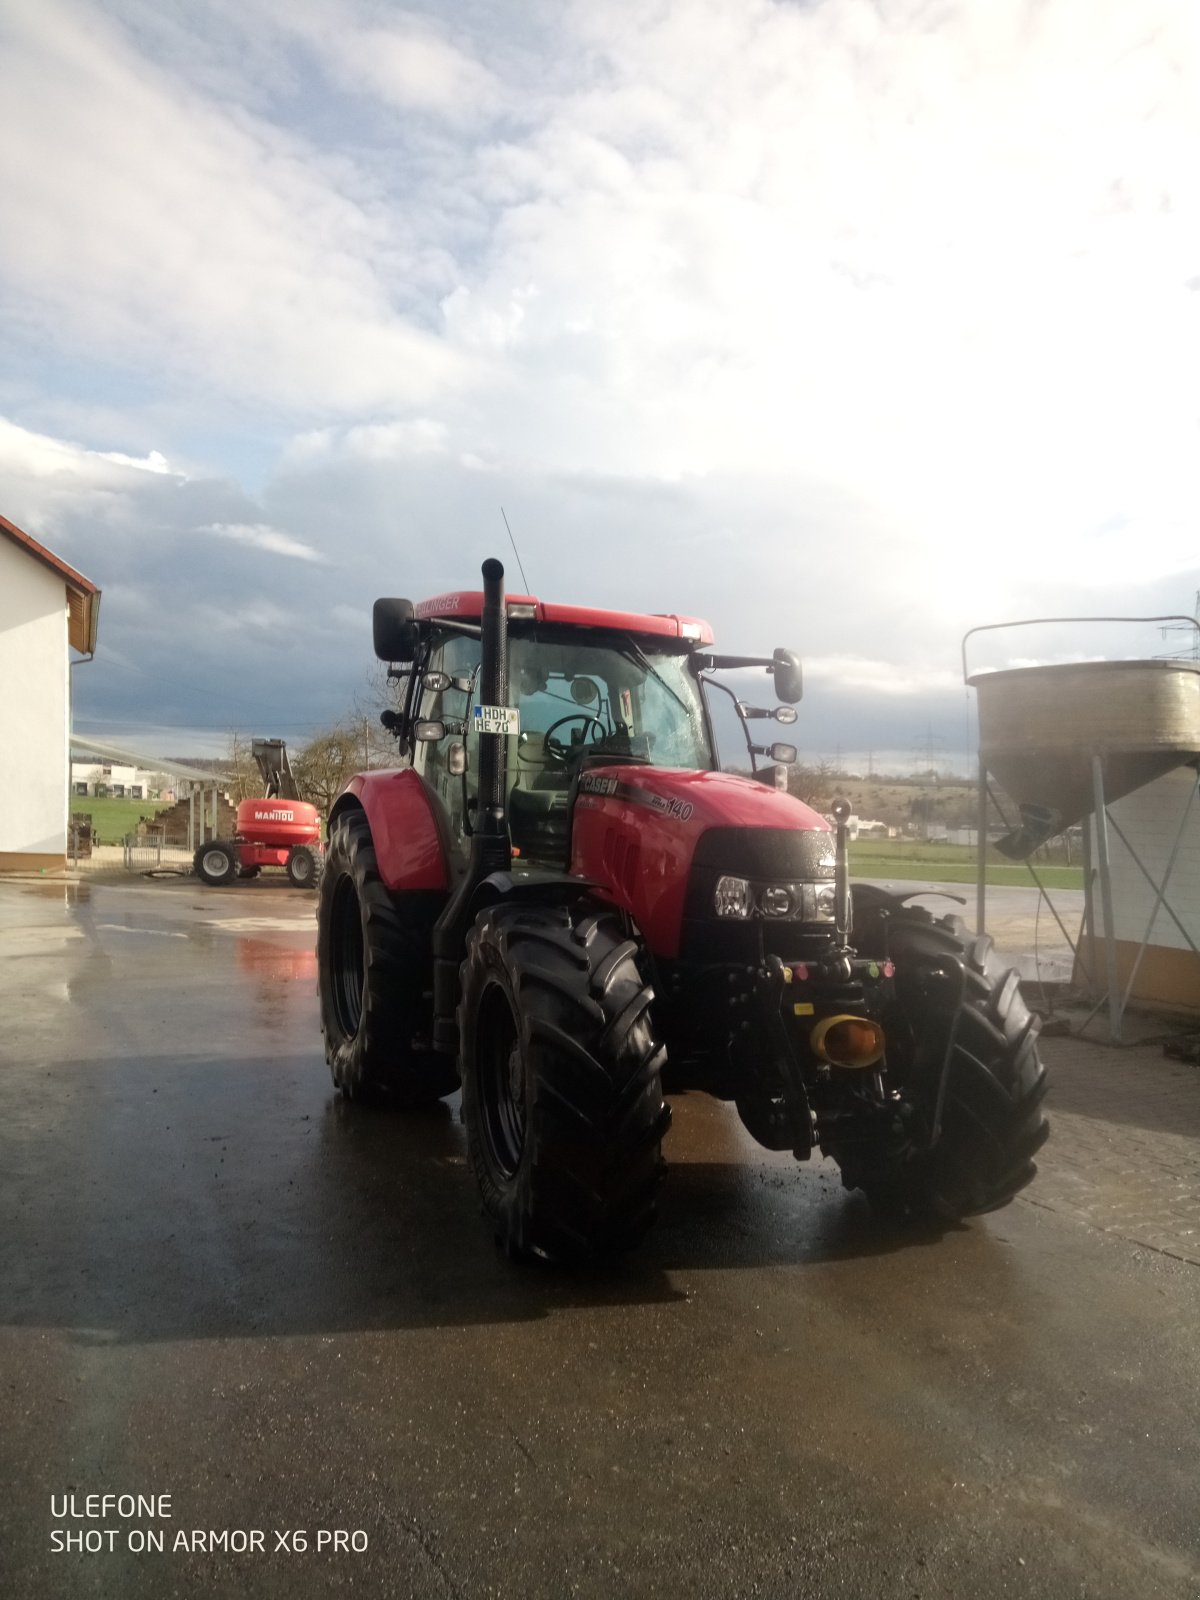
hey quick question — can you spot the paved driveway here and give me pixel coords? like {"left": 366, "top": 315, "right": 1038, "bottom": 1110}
{"left": 1, "top": 875, "right": 1197, "bottom": 1599}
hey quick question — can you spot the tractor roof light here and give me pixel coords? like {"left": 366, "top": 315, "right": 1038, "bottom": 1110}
{"left": 506, "top": 601, "right": 538, "bottom": 620}
{"left": 810, "top": 1014, "right": 886, "bottom": 1069}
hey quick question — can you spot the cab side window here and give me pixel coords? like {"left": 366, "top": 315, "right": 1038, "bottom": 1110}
{"left": 415, "top": 633, "right": 481, "bottom": 852}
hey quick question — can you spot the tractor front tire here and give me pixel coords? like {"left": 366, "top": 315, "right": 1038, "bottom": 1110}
{"left": 459, "top": 900, "right": 670, "bottom": 1263}
{"left": 287, "top": 843, "right": 322, "bottom": 889}
{"left": 317, "top": 809, "right": 457, "bottom": 1107}
{"left": 833, "top": 888, "right": 1049, "bottom": 1221}
{"left": 194, "top": 841, "right": 237, "bottom": 886}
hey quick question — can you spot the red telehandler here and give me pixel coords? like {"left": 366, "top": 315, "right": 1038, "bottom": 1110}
{"left": 316, "top": 561, "right": 1048, "bottom": 1262}
{"left": 193, "top": 738, "right": 323, "bottom": 889}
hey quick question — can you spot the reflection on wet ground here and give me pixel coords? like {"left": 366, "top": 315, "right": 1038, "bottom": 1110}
{"left": 2, "top": 876, "right": 1199, "bottom": 1600}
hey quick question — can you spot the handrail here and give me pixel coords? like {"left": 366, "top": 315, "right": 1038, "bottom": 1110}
{"left": 961, "top": 615, "right": 1200, "bottom": 684}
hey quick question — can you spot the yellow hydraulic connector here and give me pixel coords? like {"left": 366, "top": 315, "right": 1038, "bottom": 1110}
{"left": 810, "top": 1014, "right": 886, "bottom": 1069}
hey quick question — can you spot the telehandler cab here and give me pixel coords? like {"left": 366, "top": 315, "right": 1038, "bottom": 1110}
{"left": 317, "top": 560, "right": 1047, "bottom": 1261}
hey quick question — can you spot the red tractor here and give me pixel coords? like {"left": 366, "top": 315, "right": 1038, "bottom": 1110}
{"left": 317, "top": 561, "right": 1048, "bottom": 1261}
{"left": 193, "top": 739, "right": 323, "bottom": 889}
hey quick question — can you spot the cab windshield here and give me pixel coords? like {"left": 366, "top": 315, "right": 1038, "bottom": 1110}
{"left": 415, "top": 625, "right": 714, "bottom": 865}
{"left": 508, "top": 630, "right": 712, "bottom": 773}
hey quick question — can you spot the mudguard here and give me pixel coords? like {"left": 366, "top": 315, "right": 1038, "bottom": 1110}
{"left": 331, "top": 770, "right": 450, "bottom": 893}
{"left": 570, "top": 767, "right": 831, "bottom": 958}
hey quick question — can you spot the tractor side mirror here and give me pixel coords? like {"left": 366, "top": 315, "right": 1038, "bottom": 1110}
{"left": 373, "top": 598, "right": 419, "bottom": 663}
{"left": 772, "top": 649, "right": 803, "bottom": 704}
{"left": 769, "top": 743, "right": 798, "bottom": 764}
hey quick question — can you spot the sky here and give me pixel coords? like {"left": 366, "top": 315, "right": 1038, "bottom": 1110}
{"left": 1, "top": 0, "right": 1197, "bottom": 772}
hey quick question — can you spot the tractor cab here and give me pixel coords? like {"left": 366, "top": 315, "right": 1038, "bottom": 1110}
{"left": 409, "top": 617, "right": 717, "bottom": 867}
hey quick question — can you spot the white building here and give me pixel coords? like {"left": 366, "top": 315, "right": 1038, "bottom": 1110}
{"left": 0, "top": 513, "right": 100, "bottom": 873}
{"left": 1075, "top": 764, "right": 1200, "bottom": 1016}
{"left": 70, "top": 761, "right": 171, "bottom": 802}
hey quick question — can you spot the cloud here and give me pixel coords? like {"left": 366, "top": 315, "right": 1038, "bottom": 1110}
{"left": 0, "top": 0, "right": 465, "bottom": 416}
{"left": 804, "top": 657, "right": 963, "bottom": 697}
{"left": 300, "top": 7, "right": 505, "bottom": 125}
{"left": 284, "top": 418, "right": 450, "bottom": 465}
{"left": 207, "top": 522, "right": 327, "bottom": 563}
{"left": 0, "top": 417, "right": 179, "bottom": 485}
{"left": 1, "top": 0, "right": 1197, "bottom": 758}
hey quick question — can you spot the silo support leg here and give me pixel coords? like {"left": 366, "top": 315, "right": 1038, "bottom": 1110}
{"left": 1090, "top": 755, "right": 1122, "bottom": 1043}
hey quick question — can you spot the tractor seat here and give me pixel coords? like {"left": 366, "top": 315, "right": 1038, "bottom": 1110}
{"left": 509, "top": 775, "right": 571, "bottom": 865}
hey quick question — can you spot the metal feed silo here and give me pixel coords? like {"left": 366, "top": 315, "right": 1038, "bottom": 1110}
{"left": 964, "top": 618, "right": 1200, "bottom": 1041}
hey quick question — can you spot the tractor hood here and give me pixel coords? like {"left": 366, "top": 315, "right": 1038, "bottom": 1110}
{"left": 570, "top": 766, "right": 832, "bottom": 958}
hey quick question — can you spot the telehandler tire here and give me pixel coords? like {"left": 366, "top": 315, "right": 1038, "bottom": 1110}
{"left": 832, "top": 887, "right": 1049, "bottom": 1221}
{"left": 194, "top": 841, "right": 237, "bottom": 885}
{"left": 317, "top": 809, "right": 458, "bottom": 1106}
{"left": 286, "top": 843, "right": 321, "bottom": 889}
{"left": 459, "top": 900, "right": 670, "bottom": 1263}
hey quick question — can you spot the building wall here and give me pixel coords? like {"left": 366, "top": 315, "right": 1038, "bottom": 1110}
{"left": 1076, "top": 763, "right": 1200, "bottom": 1013}
{"left": 0, "top": 538, "right": 69, "bottom": 868}
{"left": 70, "top": 762, "right": 167, "bottom": 800}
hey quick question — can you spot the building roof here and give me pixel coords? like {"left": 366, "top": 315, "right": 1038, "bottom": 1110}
{"left": 70, "top": 735, "right": 231, "bottom": 786}
{"left": 0, "top": 512, "right": 101, "bottom": 654}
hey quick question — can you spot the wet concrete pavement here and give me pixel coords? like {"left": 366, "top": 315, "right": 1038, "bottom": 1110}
{"left": 1, "top": 876, "right": 1198, "bottom": 1599}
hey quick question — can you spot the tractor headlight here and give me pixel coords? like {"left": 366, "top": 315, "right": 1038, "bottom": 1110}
{"left": 804, "top": 884, "right": 837, "bottom": 923}
{"left": 713, "top": 877, "right": 836, "bottom": 922}
{"left": 714, "top": 875, "right": 754, "bottom": 918}
{"left": 759, "top": 884, "right": 795, "bottom": 918}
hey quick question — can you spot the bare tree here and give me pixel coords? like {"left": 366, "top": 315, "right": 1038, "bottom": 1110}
{"left": 224, "top": 730, "right": 263, "bottom": 803}
{"left": 787, "top": 758, "right": 838, "bottom": 810}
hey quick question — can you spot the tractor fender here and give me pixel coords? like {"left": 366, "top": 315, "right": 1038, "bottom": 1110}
{"left": 330, "top": 770, "right": 449, "bottom": 893}
{"left": 469, "top": 868, "right": 601, "bottom": 916}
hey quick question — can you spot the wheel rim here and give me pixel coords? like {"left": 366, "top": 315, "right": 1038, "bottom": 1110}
{"left": 202, "top": 848, "right": 230, "bottom": 877}
{"left": 477, "top": 983, "right": 525, "bottom": 1179}
{"left": 292, "top": 851, "right": 313, "bottom": 883}
{"left": 329, "top": 875, "right": 365, "bottom": 1037}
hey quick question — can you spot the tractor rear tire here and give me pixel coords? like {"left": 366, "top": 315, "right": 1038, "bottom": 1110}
{"left": 458, "top": 900, "right": 670, "bottom": 1263}
{"left": 317, "top": 809, "right": 458, "bottom": 1107}
{"left": 287, "top": 844, "right": 321, "bottom": 889}
{"left": 832, "top": 887, "right": 1049, "bottom": 1221}
{"left": 194, "top": 841, "right": 237, "bottom": 886}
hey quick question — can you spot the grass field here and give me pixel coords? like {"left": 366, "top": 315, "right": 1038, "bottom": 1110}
{"left": 66, "top": 794, "right": 1082, "bottom": 888}
{"left": 69, "top": 795, "right": 172, "bottom": 844}
{"left": 849, "top": 838, "right": 1083, "bottom": 890}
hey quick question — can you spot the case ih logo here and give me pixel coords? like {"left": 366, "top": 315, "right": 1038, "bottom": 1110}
{"left": 579, "top": 773, "right": 619, "bottom": 797}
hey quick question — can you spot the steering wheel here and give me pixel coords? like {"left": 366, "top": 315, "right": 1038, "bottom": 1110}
{"left": 542, "top": 714, "right": 607, "bottom": 766}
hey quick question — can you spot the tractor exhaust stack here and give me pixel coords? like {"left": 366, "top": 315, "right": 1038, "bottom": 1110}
{"left": 430, "top": 559, "right": 513, "bottom": 1051}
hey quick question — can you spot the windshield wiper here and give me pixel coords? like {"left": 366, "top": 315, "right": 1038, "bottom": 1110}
{"left": 619, "top": 636, "right": 695, "bottom": 718}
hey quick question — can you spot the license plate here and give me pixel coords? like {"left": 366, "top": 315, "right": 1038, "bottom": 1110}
{"left": 472, "top": 704, "right": 520, "bottom": 736}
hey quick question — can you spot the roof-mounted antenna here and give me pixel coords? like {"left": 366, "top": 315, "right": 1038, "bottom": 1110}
{"left": 500, "top": 506, "right": 531, "bottom": 594}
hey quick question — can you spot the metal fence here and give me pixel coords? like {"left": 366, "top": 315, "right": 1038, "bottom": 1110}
{"left": 122, "top": 832, "right": 166, "bottom": 870}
